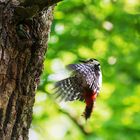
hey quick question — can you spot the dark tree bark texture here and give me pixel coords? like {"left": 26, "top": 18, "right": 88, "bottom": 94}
{"left": 0, "top": 0, "right": 57, "bottom": 139}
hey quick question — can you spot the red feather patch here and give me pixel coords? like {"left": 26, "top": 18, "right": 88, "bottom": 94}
{"left": 83, "top": 92, "right": 97, "bottom": 120}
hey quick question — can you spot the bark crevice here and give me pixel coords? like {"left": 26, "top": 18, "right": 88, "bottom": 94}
{"left": 0, "top": 1, "right": 55, "bottom": 139}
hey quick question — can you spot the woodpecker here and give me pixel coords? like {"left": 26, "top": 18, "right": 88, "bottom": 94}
{"left": 54, "top": 58, "right": 102, "bottom": 120}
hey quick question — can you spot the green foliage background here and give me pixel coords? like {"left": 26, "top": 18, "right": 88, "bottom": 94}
{"left": 30, "top": 0, "right": 140, "bottom": 140}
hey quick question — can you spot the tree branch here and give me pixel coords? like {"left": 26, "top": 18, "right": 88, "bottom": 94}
{"left": 58, "top": 109, "right": 91, "bottom": 135}
{"left": 38, "top": 88, "right": 92, "bottom": 136}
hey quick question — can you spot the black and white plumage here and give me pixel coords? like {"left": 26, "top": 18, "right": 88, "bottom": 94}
{"left": 54, "top": 58, "right": 102, "bottom": 119}
{"left": 55, "top": 77, "right": 84, "bottom": 101}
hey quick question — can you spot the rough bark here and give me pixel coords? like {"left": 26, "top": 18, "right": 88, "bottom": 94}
{"left": 0, "top": 0, "right": 55, "bottom": 139}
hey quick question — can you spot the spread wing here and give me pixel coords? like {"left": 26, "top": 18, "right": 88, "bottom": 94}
{"left": 54, "top": 77, "right": 84, "bottom": 102}
{"left": 67, "top": 63, "right": 100, "bottom": 93}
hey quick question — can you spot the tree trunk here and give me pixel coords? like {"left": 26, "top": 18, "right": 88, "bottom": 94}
{"left": 0, "top": 1, "right": 55, "bottom": 139}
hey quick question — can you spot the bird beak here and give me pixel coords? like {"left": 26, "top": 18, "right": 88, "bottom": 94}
{"left": 79, "top": 60, "right": 87, "bottom": 63}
